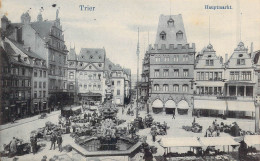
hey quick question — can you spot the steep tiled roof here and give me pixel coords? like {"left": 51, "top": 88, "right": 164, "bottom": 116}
{"left": 155, "top": 14, "right": 187, "bottom": 45}
{"left": 8, "top": 38, "right": 44, "bottom": 60}
{"left": 104, "top": 58, "right": 123, "bottom": 71}
{"left": 30, "top": 21, "right": 54, "bottom": 39}
{"left": 78, "top": 48, "right": 105, "bottom": 63}
{"left": 123, "top": 68, "right": 131, "bottom": 75}
{"left": 68, "top": 48, "right": 77, "bottom": 61}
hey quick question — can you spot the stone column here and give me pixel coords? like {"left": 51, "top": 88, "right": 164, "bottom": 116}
{"left": 227, "top": 85, "right": 230, "bottom": 96}
{"left": 244, "top": 86, "right": 246, "bottom": 96}
{"left": 235, "top": 85, "right": 238, "bottom": 96}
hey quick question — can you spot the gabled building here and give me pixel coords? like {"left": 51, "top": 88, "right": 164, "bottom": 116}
{"left": 224, "top": 42, "right": 256, "bottom": 118}
{"left": 193, "top": 44, "right": 226, "bottom": 116}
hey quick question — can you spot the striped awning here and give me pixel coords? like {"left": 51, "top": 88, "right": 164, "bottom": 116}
{"left": 194, "top": 100, "right": 226, "bottom": 110}
{"left": 227, "top": 101, "right": 255, "bottom": 112}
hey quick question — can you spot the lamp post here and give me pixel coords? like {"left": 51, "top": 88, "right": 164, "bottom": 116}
{"left": 136, "top": 28, "right": 140, "bottom": 118}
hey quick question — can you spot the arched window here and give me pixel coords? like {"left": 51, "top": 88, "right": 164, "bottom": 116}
{"left": 182, "top": 84, "right": 189, "bottom": 92}
{"left": 154, "top": 84, "right": 160, "bottom": 91}
{"left": 163, "top": 84, "right": 169, "bottom": 91}
{"left": 160, "top": 31, "right": 166, "bottom": 40}
{"left": 167, "top": 17, "right": 174, "bottom": 26}
{"left": 69, "top": 83, "right": 74, "bottom": 90}
{"left": 173, "top": 84, "right": 179, "bottom": 92}
{"left": 84, "top": 84, "right": 87, "bottom": 89}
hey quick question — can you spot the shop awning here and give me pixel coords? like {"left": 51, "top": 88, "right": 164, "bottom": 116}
{"left": 244, "top": 135, "right": 260, "bottom": 146}
{"left": 177, "top": 100, "right": 189, "bottom": 109}
{"left": 165, "top": 100, "right": 176, "bottom": 108}
{"left": 227, "top": 101, "right": 255, "bottom": 112}
{"left": 79, "top": 92, "right": 102, "bottom": 97}
{"left": 199, "top": 137, "right": 239, "bottom": 146}
{"left": 152, "top": 99, "right": 163, "bottom": 108}
{"left": 159, "top": 137, "right": 201, "bottom": 148}
{"left": 194, "top": 100, "right": 226, "bottom": 110}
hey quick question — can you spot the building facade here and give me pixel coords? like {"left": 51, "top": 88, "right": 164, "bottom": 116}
{"left": 141, "top": 14, "right": 196, "bottom": 115}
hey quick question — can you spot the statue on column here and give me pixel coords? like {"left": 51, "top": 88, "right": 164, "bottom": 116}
{"left": 56, "top": 8, "right": 60, "bottom": 20}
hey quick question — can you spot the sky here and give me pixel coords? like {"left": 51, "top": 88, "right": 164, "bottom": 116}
{"left": 1, "top": 0, "right": 260, "bottom": 74}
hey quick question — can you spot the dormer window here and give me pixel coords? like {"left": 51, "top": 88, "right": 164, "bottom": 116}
{"left": 24, "top": 57, "right": 27, "bottom": 62}
{"left": 167, "top": 18, "right": 174, "bottom": 27}
{"left": 239, "top": 54, "right": 243, "bottom": 57}
{"left": 160, "top": 31, "right": 166, "bottom": 40}
{"left": 98, "top": 63, "right": 102, "bottom": 67}
{"left": 90, "top": 55, "right": 93, "bottom": 59}
{"left": 89, "top": 65, "right": 92, "bottom": 69}
{"left": 207, "top": 55, "right": 212, "bottom": 58}
{"left": 176, "top": 31, "right": 183, "bottom": 40}
{"left": 80, "top": 62, "right": 83, "bottom": 67}
{"left": 109, "top": 65, "right": 112, "bottom": 70}
{"left": 81, "top": 55, "right": 84, "bottom": 59}
{"left": 99, "top": 56, "right": 102, "bottom": 59}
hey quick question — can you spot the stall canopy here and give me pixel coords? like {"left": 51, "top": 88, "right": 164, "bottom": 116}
{"left": 227, "top": 101, "right": 255, "bottom": 112}
{"left": 194, "top": 100, "right": 226, "bottom": 110}
{"left": 199, "top": 137, "right": 239, "bottom": 146}
{"left": 159, "top": 137, "right": 201, "bottom": 148}
{"left": 244, "top": 135, "right": 260, "bottom": 146}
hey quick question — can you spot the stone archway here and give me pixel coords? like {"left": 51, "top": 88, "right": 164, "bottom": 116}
{"left": 165, "top": 100, "right": 177, "bottom": 114}
{"left": 152, "top": 99, "right": 163, "bottom": 113}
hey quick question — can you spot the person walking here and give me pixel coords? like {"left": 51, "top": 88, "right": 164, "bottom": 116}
{"left": 172, "top": 111, "right": 175, "bottom": 119}
{"left": 50, "top": 133, "right": 57, "bottom": 150}
{"left": 30, "top": 135, "right": 37, "bottom": 154}
{"left": 10, "top": 137, "right": 17, "bottom": 156}
{"left": 57, "top": 134, "right": 63, "bottom": 152}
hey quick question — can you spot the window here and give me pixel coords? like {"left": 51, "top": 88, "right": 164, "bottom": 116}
{"left": 183, "top": 69, "right": 189, "bottom": 77}
{"left": 43, "top": 71, "right": 46, "bottom": 77}
{"left": 176, "top": 31, "right": 183, "bottom": 39}
{"left": 34, "top": 81, "right": 37, "bottom": 88}
{"left": 117, "top": 81, "right": 121, "bottom": 86}
{"left": 155, "top": 57, "right": 161, "bottom": 62}
{"left": 84, "top": 84, "right": 87, "bottom": 89}
{"left": 69, "top": 72, "right": 74, "bottom": 79}
{"left": 89, "top": 74, "right": 92, "bottom": 80}
{"left": 182, "top": 85, "right": 188, "bottom": 92}
{"left": 39, "top": 91, "right": 42, "bottom": 97}
{"left": 237, "top": 59, "right": 245, "bottom": 65}
{"left": 93, "top": 74, "right": 96, "bottom": 79}
{"left": 206, "top": 60, "right": 214, "bottom": 66}
{"left": 242, "top": 71, "right": 251, "bottom": 80}
{"left": 209, "top": 72, "right": 213, "bottom": 80}
{"left": 39, "top": 70, "right": 42, "bottom": 77}
{"left": 160, "top": 31, "right": 166, "bottom": 40}
{"left": 79, "top": 83, "right": 82, "bottom": 88}
{"left": 98, "top": 85, "right": 101, "bottom": 90}
{"left": 183, "top": 55, "right": 188, "bottom": 61}
{"left": 22, "top": 68, "right": 25, "bottom": 75}
{"left": 43, "top": 91, "right": 46, "bottom": 98}
{"left": 173, "top": 55, "right": 179, "bottom": 62}
{"left": 80, "top": 63, "right": 83, "bottom": 67}
{"left": 163, "top": 69, "right": 169, "bottom": 77}
{"left": 164, "top": 57, "right": 170, "bottom": 62}
{"left": 154, "top": 84, "right": 159, "bottom": 91}
{"left": 201, "top": 72, "right": 204, "bottom": 80}
{"left": 98, "top": 63, "right": 102, "bottom": 67}
{"left": 99, "top": 56, "right": 102, "bottom": 59}
{"left": 93, "top": 84, "right": 96, "bottom": 90}
{"left": 154, "top": 69, "right": 160, "bottom": 77}
{"left": 90, "top": 55, "right": 93, "bottom": 59}
{"left": 39, "top": 82, "right": 42, "bottom": 88}
{"left": 51, "top": 52, "right": 55, "bottom": 61}
{"left": 163, "top": 84, "right": 169, "bottom": 91}
{"left": 43, "top": 82, "right": 46, "bottom": 88}
{"left": 69, "top": 83, "right": 74, "bottom": 90}
{"left": 117, "top": 90, "right": 120, "bottom": 95}
{"left": 21, "top": 80, "right": 25, "bottom": 87}
{"left": 173, "top": 84, "right": 179, "bottom": 92}
{"left": 34, "top": 70, "right": 37, "bottom": 77}
{"left": 167, "top": 18, "right": 174, "bottom": 26}
{"left": 89, "top": 65, "right": 92, "bottom": 69}
{"left": 34, "top": 91, "right": 37, "bottom": 98}
{"left": 112, "top": 81, "right": 114, "bottom": 86}
{"left": 174, "top": 69, "right": 179, "bottom": 77}
{"left": 205, "top": 72, "right": 209, "bottom": 80}
{"left": 196, "top": 72, "right": 200, "bottom": 80}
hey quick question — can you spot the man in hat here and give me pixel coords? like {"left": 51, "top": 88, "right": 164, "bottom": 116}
{"left": 41, "top": 155, "right": 47, "bottom": 161}
{"left": 50, "top": 133, "right": 57, "bottom": 150}
{"left": 57, "top": 133, "right": 63, "bottom": 152}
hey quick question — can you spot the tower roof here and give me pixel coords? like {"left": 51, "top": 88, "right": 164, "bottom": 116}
{"left": 155, "top": 14, "right": 187, "bottom": 45}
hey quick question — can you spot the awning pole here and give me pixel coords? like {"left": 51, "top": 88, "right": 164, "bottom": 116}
{"left": 228, "top": 145, "right": 229, "bottom": 154}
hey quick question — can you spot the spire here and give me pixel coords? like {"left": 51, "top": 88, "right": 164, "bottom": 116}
{"left": 37, "top": 8, "right": 43, "bottom": 22}
{"left": 136, "top": 28, "right": 140, "bottom": 56}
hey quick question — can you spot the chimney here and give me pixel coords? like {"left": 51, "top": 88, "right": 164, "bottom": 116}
{"left": 225, "top": 53, "right": 228, "bottom": 63}
{"left": 1, "top": 16, "right": 9, "bottom": 32}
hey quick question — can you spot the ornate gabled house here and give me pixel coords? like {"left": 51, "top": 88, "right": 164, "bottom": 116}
{"left": 141, "top": 14, "right": 196, "bottom": 115}
{"left": 193, "top": 44, "right": 226, "bottom": 117}
{"left": 224, "top": 42, "right": 256, "bottom": 118}
{"left": 76, "top": 48, "right": 106, "bottom": 104}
